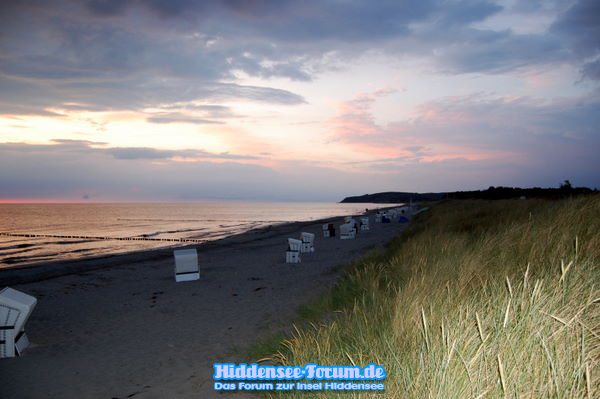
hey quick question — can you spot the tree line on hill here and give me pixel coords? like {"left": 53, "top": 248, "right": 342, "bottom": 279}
{"left": 341, "top": 181, "right": 597, "bottom": 203}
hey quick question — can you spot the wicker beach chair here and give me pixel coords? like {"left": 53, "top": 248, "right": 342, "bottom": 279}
{"left": 286, "top": 238, "right": 302, "bottom": 263}
{"left": 173, "top": 248, "right": 200, "bottom": 282}
{"left": 0, "top": 287, "right": 37, "bottom": 358}
{"left": 360, "top": 217, "right": 370, "bottom": 231}
{"left": 300, "top": 232, "right": 315, "bottom": 253}
{"left": 339, "top": 223, "right": 356, "bottom": 240}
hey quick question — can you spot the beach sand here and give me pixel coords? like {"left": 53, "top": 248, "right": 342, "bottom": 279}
{"left": 0, "top": 212, "right": 406, "bottom": 398}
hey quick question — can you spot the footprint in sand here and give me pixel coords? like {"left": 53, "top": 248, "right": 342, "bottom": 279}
{"left": 149, "top": 291, "right": 164, "bottom": 307}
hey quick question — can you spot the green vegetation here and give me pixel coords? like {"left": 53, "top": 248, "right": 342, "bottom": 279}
{"left": 341, "top": 184, "right": 596, "bottom": 203}
{"left": 265, "top": 197, "right": 599, "bottom": 398}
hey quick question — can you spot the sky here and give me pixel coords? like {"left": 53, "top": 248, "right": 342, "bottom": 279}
{"left": 0, "top": 0, "right": 599, "bottom": 202}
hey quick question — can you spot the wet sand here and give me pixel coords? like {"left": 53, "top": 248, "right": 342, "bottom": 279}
{"left": 0, "top": 212, "right": 407, "bottom": 398}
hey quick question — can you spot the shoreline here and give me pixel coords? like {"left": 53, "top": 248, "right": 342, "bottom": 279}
{"left": 0, "top": 208, "right": 396, "bottom": 286}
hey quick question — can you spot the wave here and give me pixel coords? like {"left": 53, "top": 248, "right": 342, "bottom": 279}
{"left": 0, "top": 243, "right": 35, "bottom": 250}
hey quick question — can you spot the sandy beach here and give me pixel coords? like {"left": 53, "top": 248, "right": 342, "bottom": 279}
{"left": 0, "top": 212, "right": 407, "bottom": 399}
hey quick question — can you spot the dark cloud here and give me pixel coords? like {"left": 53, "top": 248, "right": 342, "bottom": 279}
{"left": 433, "top": 0, "right": 502, "bottom": 27}
{"left": 510, "top": 0, "right": 564, "bottom": 14}
{"left": 0, "top": 140, "right": 260, "bottom": 161}
{"left": 105, "top": 146, "right": 262, "bottom": 160}
{"left": 102, "top": 143, "right": 262, "bottom": 160}
{"left": 1, "top": 0, "right": 598, "bottom": 118}
{"left": 431, "top": 30, "right": 566, "bottom": 74}
{"left": 581, "top": 59, "right": 600, "bottom": 81}
{"left": 551, "top": 0, "right": 600, "bottom": 56}
{"left": 0, "top": 73, "right": 305, "bottom": 115}
{"left": 140, "top": 0, "right": 211, "bottom": 18}
{"left": 107, "top": 147, "right": 260, "bottom": 161}
{"left": 132, "top": 0, "right": 432, "bottom": 40}
{"left": 0, "top": 0, "right": 503, "bottom": 83}
{"left": 106, "top": 147, "right": 186, "bottom": 160}
{"left": 85, "top": 0, "right": 130, "bottom": 17}
{"left": 214, "top": 83, "right": 306, "bottom": 104}
{"left": 0, "top": 0, "right": 308, "bottom": 115}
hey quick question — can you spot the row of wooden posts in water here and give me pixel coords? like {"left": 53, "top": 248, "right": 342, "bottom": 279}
{"left": 0, "top": 232, "right": 205, "bottom": 243}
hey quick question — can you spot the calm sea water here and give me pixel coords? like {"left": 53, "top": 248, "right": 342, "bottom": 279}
{"left": 0, "top": 202, "right": 391, "bottom": 268}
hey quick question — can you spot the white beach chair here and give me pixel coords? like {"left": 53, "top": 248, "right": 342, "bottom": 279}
{"left": 286, "top": 238, "right": 302, "bottom": 263}
{"left": 339, "top": 223, "right": 356, "bottom": 240}
{"left": 322, "top": 223, "right": 330, "bottom": 237}
{"left": 344, "top": 217, "right": 358, "bottom": 232}
{"left": 173, "top": 248, "right": 200, "bottom": 282}
{"left": 0, "top": 287, "right": 37, "bottom": 358}
{"left": 360, "top": 217, "right": 370, "bottom": 231}
{"left": 300, "top": 232, "right": 315, "bottom": 253}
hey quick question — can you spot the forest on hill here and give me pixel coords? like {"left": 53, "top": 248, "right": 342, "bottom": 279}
{"left": 341, "top": 181, "right": 596, "bottom": 203}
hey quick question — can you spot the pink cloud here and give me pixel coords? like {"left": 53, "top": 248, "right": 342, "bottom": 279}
{"left": 326, "top": 90, "right": 560, "bottom": 163}
{"left": 327, "top": 87, "right": 402, "bottom": 157}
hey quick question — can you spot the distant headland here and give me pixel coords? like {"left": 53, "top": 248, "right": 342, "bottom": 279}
{"left": 340, "top": 181, "right": 597, "bottom": 203}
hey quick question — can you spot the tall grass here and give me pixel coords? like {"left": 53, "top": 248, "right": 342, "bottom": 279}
{"left": 266, "top": 197, "right": 599, "bottom": 398}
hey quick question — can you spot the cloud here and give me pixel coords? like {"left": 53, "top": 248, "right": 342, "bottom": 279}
{"left": 0, "top": 140, "right": 385, "bottom": 201}
{"left": 328, "top": 87, "right": 399, "bottom": 156}
{"left": 146, "top": 113, "right": 224, "bottom": 125}
{"left": 1, "top": 0, "right": 598, "bottom": 120}
{"left": 0, "top": 140, "right": 261, "bottom": 161}
{"left": 143, "top": 103, "right": 241, "bottom": 124}
{"left": 0, "top": 74, "right": 306, "bottom": 116}
{"left": 326, "top": 88, "right": 600, "bottom": 187}
{"left": 431, "top": 30, "right": 565, "bottom": 74}
{"left": 106, "top": 147, "right": 189, "bottom": 160}
{"left": 581, "top": 59, "right": 600, "bottom": 81}
{"left": 105, "top": 147, "right": 261, "bottom": 161}
{"left": 551, "top": 0, "right": 600, "bottom": 57}
{"left": 0, "top": 0, "right": 598, "bottom": 198}
{"left": 159, "top": 104, "right": 234, "bottom": 116}
{"left": 1, "top": 130, "right": 597, "bottom": 202}
{"left": 85, "top": 0, "right": 130, "bottom": 17}
{"left": 0, "top": 1, "right": 308, "bottom": 116}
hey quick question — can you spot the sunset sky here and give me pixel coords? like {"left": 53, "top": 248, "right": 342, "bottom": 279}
{"left": 0, "top": 0, "right": 598, "bottom": 202}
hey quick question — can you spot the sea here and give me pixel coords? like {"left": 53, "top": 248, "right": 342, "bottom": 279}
{"left": 0, "top": 202, "right": 392, "bottom": 268}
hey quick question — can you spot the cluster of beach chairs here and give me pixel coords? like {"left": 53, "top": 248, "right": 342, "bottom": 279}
{"left": 0, "top": 205, "right": 424, "bottom": 359}
{"left": 285, "top": 206, "right": 418, "bottom": 264}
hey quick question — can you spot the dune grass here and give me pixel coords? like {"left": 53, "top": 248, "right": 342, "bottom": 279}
{"left": 264, "top": 196, "right": 599, "bottom": 398}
